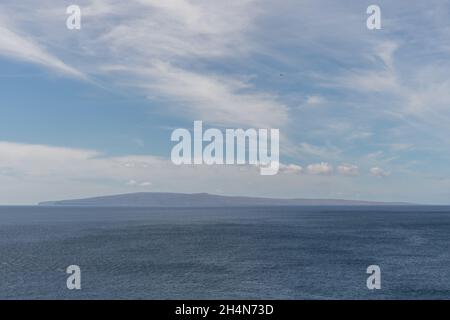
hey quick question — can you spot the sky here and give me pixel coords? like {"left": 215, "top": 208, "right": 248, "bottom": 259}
{"left": 0, "top": 0, "right": 450, "bottom": 204}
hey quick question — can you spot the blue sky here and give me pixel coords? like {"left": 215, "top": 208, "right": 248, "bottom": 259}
{"left": 1, "top": 0, "right": 450, "bottom": 204}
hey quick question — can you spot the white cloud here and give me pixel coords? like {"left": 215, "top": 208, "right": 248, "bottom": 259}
{"left": 307, "top": 162, "right": 333, "bottom": 175}
{"left": 305, "top": 95, "right": 325, "bottom": 105}
{"left": 279, "top": 163, "right": 303, "bottom": 174}
{"left": 370, "top": 167, "right": 390, "bottom": 178}
{"left": 126, "top": 180, "right": 152, "bottom": 187}
{"left": 337, "top": 164, "right": 359, "bottom": 176}
{"left": 126, "top": 179, "right": 137, "bottom": 186}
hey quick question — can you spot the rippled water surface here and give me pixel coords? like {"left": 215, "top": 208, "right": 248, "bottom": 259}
{"left": 0, "top": 206, "right": 449, "bottom": 299}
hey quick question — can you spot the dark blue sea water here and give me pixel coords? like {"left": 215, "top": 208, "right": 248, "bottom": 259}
{"left": 0, "top": 206, "right": 449, "bottom": 299}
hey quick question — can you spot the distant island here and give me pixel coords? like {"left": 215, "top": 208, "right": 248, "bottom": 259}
{"left": 38, "top": 192, "right": 413, "bottom": 207}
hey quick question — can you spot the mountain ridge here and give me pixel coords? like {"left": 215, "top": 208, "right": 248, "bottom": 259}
{"left": 38, "top": 192, "right": 414, "bottom": 207}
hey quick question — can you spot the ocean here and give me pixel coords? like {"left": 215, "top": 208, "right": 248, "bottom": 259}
{"left": 0, "top": 206, "right": 449, "bottom": 299}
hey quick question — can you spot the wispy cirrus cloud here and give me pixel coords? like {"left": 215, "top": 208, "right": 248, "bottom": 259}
{"left": 102, "top": 61, "right": 288, "bottom": 128}
{"left": 0, "top": 0, "right": 283, "bottom": 128}
{"left": 0, "top": 22, "right": 84, "bottom": 78}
